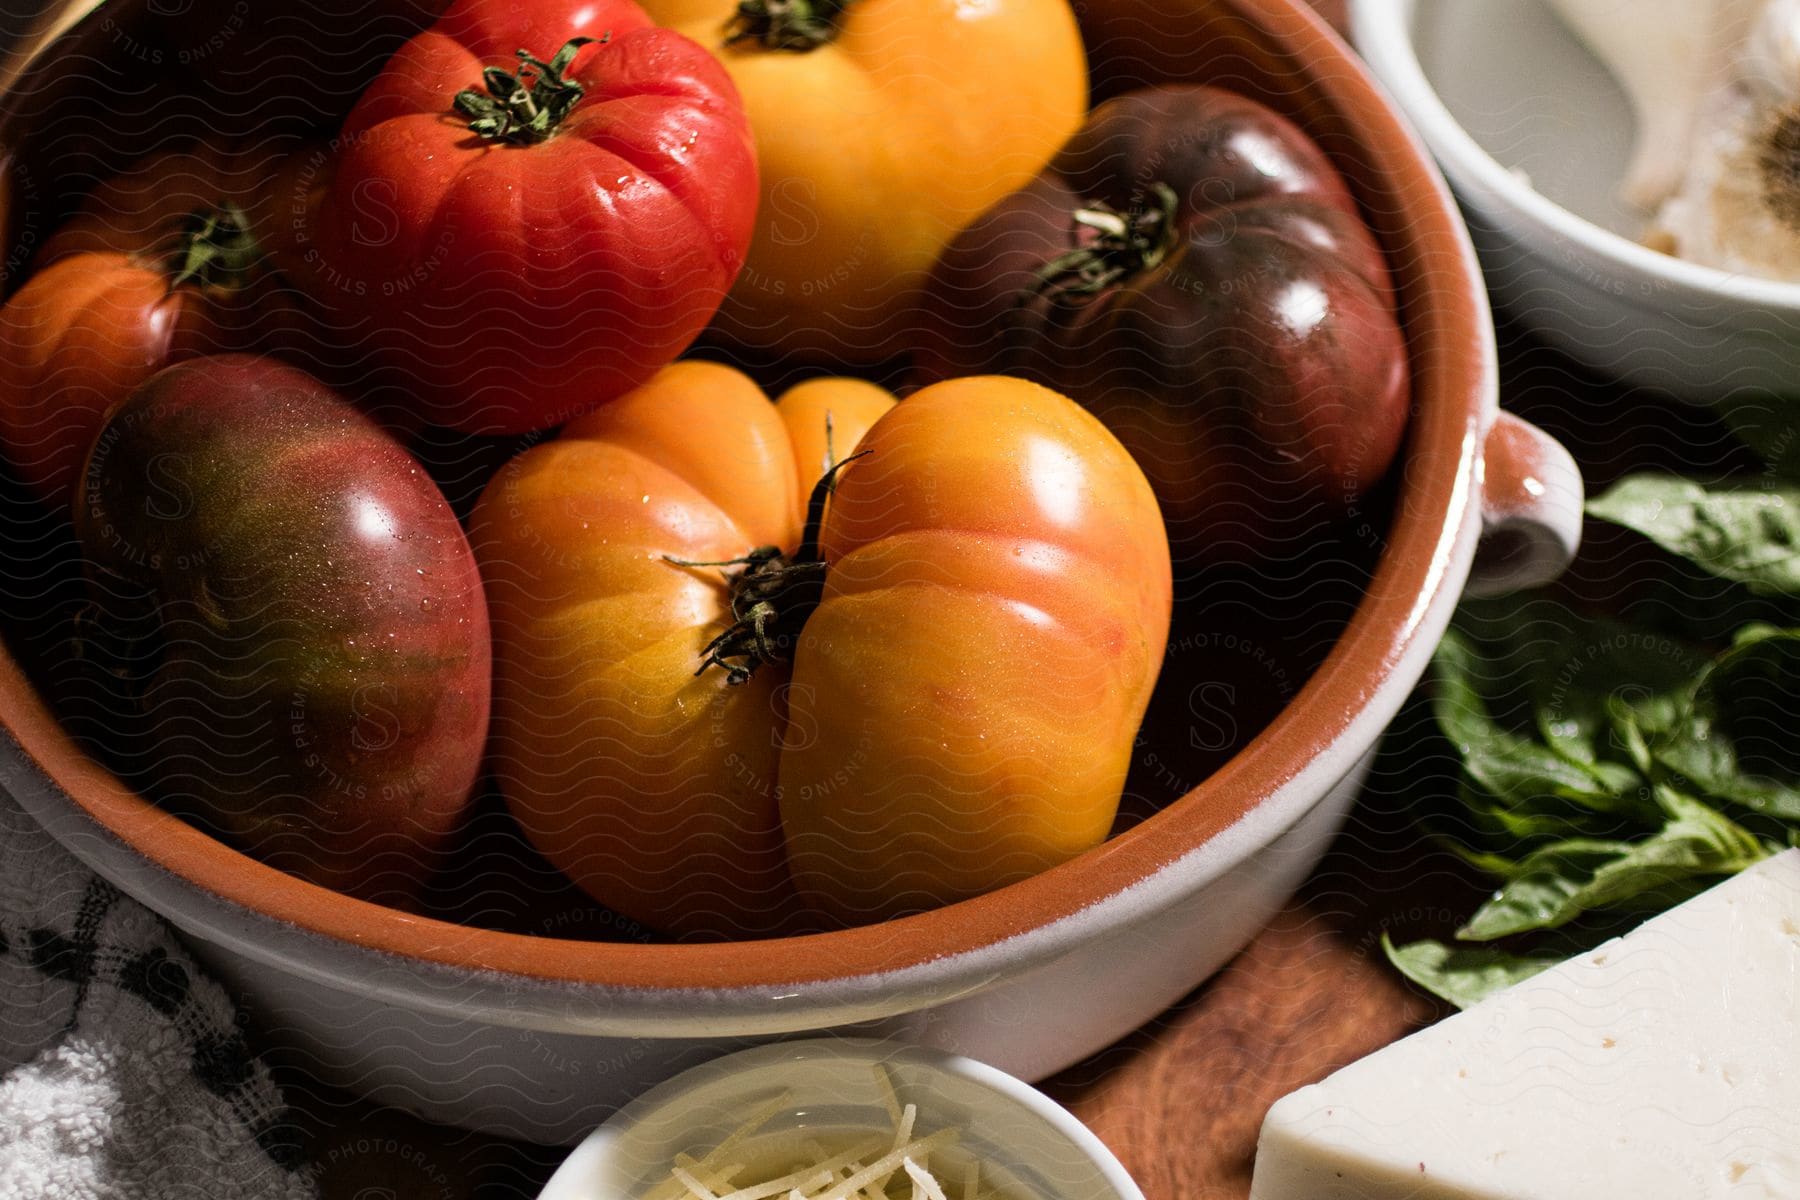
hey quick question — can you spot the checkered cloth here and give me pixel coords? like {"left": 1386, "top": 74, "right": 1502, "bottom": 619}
{"left": 0, "top": 788, "right": 315, "bottom": 1199}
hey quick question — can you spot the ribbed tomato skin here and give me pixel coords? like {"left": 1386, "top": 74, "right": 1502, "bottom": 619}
{"left": 918, "top": 86, "right": 1410, "bottom": 568}
{"left": 473, "top": 363, "right": 1171, "bottom": 936}
{"left": 291, "top": 0, "right": 759, "bottom": 434}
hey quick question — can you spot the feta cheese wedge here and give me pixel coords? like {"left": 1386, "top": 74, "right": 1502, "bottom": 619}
{"left": 1250, "top": 851, "right": 1800, "bottom": 1199}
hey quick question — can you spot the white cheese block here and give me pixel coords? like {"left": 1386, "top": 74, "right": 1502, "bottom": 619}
{"left": 1250, "top": 850, "right": 1800, "bottom": 1199}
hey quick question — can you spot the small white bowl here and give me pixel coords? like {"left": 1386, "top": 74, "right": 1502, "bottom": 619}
{"left": 1353, "top": 0, "right": 1800, "bottom": 401}
{"left": 538, "top": 1039, "right": 1145, "bottom": 1200}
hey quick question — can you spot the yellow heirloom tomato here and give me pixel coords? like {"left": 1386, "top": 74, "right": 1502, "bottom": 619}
{"left": 471, "top": 362, "right": 1170, "bottom": 938}
{"left": 638, "top": 0, "right": 1089, "bottom": 363}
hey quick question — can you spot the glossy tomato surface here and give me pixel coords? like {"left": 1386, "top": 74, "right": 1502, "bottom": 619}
{"left": 918, "top": 86, "right": 1410, "bottom": 568}
{"left": 75, "top": 356, "right": 491, "bottom": 905}
{"left": 0, "top": 142, "right": 302, "bottom": 515}
{"left": 289, "top": 0, "right": 758, "bottom": 434}
{"left": 472, "top": 362, "right": 1171, "bottom": 937}
{"left": 642, "top": 0, "right": 1087, "bottom": 363}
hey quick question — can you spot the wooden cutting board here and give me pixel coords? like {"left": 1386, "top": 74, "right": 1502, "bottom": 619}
{"left": 1043, "top": 913, "right": 1432, "bottom": 1198}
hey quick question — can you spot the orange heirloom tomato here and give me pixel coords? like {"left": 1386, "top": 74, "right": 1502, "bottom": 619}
{"left": 472, "top": 361, "right": 1171, "bottom": 937}
{"left": 638, "top": 0, "right": 1087, "bottom": 363}
{"left": 0, "top": 141, "right": 300, "bottom": 514}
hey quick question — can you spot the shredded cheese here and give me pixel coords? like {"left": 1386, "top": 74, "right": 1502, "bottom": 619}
{"left": 891, "top": 1105, "right": 917, "bottom": 1153}
{"left": 639, "top": 1065, "right": 1028, "bottom": 1200}
{"left": 714, "top": 1138, "right": 888, "bottom": 1200}
{"left": 872, "top": 1064, "right": 904, "bottom": 1129}
{"left": 672, "top": 1165, "right": 723, "bottom": 1200}
{"left": 904, "top": 1157, "right": 951, "bottom": 1200}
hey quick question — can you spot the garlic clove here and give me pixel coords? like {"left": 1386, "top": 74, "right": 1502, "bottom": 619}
{"left": 1546, "top": 0, "right": 1763, "bottom": 210}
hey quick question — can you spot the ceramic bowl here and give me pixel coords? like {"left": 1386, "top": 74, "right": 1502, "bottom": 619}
{"left": 0, "top": 0, "right": 1580, "bottom": 1144}
{"left": 538, "top": 1038, "right": 1145, "bottom": 1200}
{"left": 1352, "top": 0, "right": 1800, "bottom": 401}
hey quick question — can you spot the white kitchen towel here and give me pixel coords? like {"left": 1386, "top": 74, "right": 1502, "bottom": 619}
{"left": 0, "top": 787, "right": 316, "bottom": 1200}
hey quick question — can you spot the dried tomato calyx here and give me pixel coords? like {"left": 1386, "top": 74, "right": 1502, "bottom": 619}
{"left": 1022, "top": 181, "right": 1182, "bottom": 305}
{"left": 167, "top": 203, "right": 260, "bottom": 292}
{"left": 671, "top": 449, "right": 869, "bottom": 685}
{"left": 724, "top": 0, "right": 853, "bottom": 52}
{"left": 454, "top": 36, "right": 604, "bottom": 145}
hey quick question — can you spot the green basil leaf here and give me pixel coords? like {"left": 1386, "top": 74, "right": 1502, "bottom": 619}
{"left": 1438, "top": 837, "right": 1525, "bottom": 880}
{"left": 1609, "top": 700, "right": 1658, "bottom": 776}
{"left": 1652, "top": 784, "right": 1770, "bottom": 857}
{"left": 1651, "top": 717, "right": 1800, "bottom": 822}
{"left": 1449, "top": 600, "right": 1705, "bottom": 791}
{"left": 1729, "top": 622, "right": 1794, "bottom": 650}
{"left": 1532, "top": 626, "right": 1703, "bottom": 769}
{"left": 1382, "top": 935, "right": 1563, "bottom": 1010}
{"left": 1588, "top": 475, "right": 1800, "bottom": 595}
{"left": 1433, "top": 632, "right": 1636, "bottom": 810}
{"left": 1457, "top": 840, "right": 1636, "bottom": 939}
{"left": 1562, "top": 790, "right": 1766, "bottom": 913}
{"left": 1688, "top": 626, "right": 1800, "bottom": 816}
{"left": 1451, "top": 781, "right": 1639, "bottom": 850}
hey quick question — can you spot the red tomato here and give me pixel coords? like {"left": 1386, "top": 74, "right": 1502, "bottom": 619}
{"left": 287, "top": 0, "right": 758, "bottom": 435}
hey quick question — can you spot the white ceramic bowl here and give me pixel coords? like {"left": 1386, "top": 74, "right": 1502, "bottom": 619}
{"left": 539, "top": 1038, "right": 1145, "bottom": 1200}
{"left": 1353, "top": 0, "right": 1800, "bottom": 401}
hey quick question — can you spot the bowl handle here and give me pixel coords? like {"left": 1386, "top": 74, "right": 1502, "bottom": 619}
{"left": 1465, "top": 411, "right": 1584, "bottom": 598}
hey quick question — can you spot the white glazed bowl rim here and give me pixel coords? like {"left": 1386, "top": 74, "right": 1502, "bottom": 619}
{"left": 537, "top": 1038, "right": 1146, "bottom": 1200}
{"left": 1351, "top": 0, "right": 1800, "bottom": 314}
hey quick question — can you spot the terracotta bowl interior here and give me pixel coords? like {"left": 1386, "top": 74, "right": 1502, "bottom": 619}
{"left": 0, "top": 0, "right": 1482, "bottom": 990}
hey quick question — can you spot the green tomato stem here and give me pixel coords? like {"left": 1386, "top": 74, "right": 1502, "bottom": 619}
{"left": 668, "top": 448, "right": 869, "bottom": 685}
{"left": 454, "top": 36, "right": 604, "bottom": 145}
{"left": 1022, "top": 181, "right": 1183, "bottom": 306}
{"left": 167, "top": 202, "right": 261, "bottom": 292}
{"left": 724, "top": 0, "right": 854, "bottom": 51}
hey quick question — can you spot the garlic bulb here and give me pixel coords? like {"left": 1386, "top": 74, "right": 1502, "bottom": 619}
{"left": 1549, "top": 0, "right": 1800, "bottom": 281}
{"left": 1647, "top": 0, "right": 1800, "bottom": 278}
{"left": 1545, "top": 0, "right": 1762, "bottom": 210}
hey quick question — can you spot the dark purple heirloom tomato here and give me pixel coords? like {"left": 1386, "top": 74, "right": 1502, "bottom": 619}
{"left": 74, "top": 355, "right": 491, "bottom": 905}
{"left": 916, "top": 85, "right": 1410, "bottom": 566}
